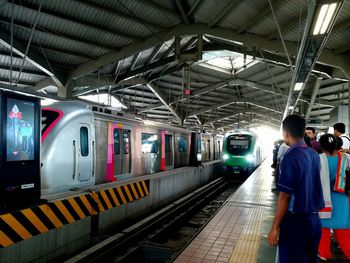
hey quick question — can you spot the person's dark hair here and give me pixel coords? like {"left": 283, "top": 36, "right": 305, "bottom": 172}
{"left": 304, "top": 134, "right": 312, "bottom": 147}
{"left": 305, "top": 127, "right": 315, "bottom": 134}
{"left": 333, "top": 123, "right": 346, "bottom": 134}
{"left": 336, "top": 137, "right": 343, "bottom": 150}
{"left": 319, "top": 134, "right": 337, "bottom": 152}
{"left": 282, "top": 115, "right": 305, "bottom": 139}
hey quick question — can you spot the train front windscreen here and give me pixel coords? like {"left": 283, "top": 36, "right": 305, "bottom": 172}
{"left": 227, "top": 135, "right": 252, "bottom": 155}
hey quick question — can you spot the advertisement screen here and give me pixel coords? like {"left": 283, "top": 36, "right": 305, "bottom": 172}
{"left": 6, "top": 98, "right": 35, "bottom": 161}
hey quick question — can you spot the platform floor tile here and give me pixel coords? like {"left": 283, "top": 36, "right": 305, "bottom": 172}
{"left": 174, "top": 160, "right": 277, "bottom": 263}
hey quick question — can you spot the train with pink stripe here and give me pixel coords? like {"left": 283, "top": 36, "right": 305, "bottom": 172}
{"left": 41, "top": 101, "right": 223, "bottom": 195}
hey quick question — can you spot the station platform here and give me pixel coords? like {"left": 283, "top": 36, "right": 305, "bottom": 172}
{"left": 174, "top": 160, "right": 349, "bottom": 263}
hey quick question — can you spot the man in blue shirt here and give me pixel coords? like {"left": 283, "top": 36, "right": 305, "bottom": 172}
{"left": 268, "top": 115, "right": 325, "bottom": 263}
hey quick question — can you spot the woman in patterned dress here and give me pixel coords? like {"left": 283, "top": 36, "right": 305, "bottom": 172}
{"left": 318, "top": 134, "right": 350, "bottom": 261}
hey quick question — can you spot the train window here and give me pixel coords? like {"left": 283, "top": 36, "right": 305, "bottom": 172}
{"left": 141, "top": 133, "right": 158, "bottom": 153}
{"left": 114, "top": 129, "right": 120, "bottom": 155}
{"left": 178, "top": 136, "right": 187, "bottom": 152}
{"left": 165, "top": 135, "right": 172, "bottom": 153}
{"left": 218, "top": 141, "right": 221, "bottom": 157}
{"left": 80, "top": 127, "right": 89, "bottom": 156}
{"left": 123, "top": 130, "right": 130, "bottom": 154}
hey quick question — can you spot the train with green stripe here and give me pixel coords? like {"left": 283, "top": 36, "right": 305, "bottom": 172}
{"left": 222, "top": 130, "right": 263, "bottom": 175}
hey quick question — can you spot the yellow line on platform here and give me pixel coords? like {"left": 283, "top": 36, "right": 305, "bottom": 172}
{"left": 229, "top": 207, "right": 264, "bottom": 263}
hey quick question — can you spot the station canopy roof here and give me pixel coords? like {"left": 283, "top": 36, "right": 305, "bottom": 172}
{"left": 0, "top": 0, "right": 350, "bottom": 131}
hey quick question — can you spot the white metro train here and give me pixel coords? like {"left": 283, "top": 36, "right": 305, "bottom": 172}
{"left": 41, "top": 101, "right": 223, "bottom": 195}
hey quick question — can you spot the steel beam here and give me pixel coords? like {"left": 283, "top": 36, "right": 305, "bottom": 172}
{"left": 72, "top": 76, "right": 147, "bottom": 96}
{"left": 187, "top": 0, "right": 201, "bottom": 16}
{"left": 138, "top": 80, "right": 230, "bottom": 113}
{"left": 305, "top": 78, "right": 321, "bottom": 119}
{"left": 34, "top": 77, "right": 57, "bottom": 91}
{"left": 175, "top": 0, "right": 190, "bottom": 25}
{"left": 70, "top": 23, "right": 349, "bottom": 80}
{"left": 215, "top": 118, "right": 280, "bottom": 129}
{"left": 0, "top": 81, "right": 66, "bottom": 101}
{"left": 146, "top": 82, "right": 182, "bottom": 123}
{"left": 188, "top": 96, "right": 281, "bottom": 117}
{"left": 139, "top": 77, "right": 286, "bottom": 113}
{"left": 148, "top": 62, "right": 184, "bottom": 81}
{"left": 207, "top": 112, "right": 240, "bottom": 124}
{"left": 0, "top": 27, "right": 65, "bottom": 88}
{"left": 147, "top": 44, "right": 164, "bottom": 65}
{"left": 130, "top": 52, "right": 141, "bottom": 71}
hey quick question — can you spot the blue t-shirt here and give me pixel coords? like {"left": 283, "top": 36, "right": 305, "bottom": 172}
{"left": 278, "top": 141, "right": 324, "bottom": 213}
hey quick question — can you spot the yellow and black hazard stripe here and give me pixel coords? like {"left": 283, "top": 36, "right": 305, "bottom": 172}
{"left": 93, "top": 180, "right": 150, "bottom": 213}
{"left": 0, "top": 192, "right": 99, "bottom": 248}
{"left": 0, "top": 180, "right": 150, "bottom": 248}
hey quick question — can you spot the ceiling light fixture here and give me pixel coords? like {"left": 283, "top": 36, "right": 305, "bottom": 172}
{"left": 294, "top": 82, "right": 304, "bottom": 91}
{"left": 312, "top": 3, "right": 338, "bottom": 35}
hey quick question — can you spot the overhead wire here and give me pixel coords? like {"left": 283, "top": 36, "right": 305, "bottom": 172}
{"left": 15, "top": 0, "right": 43, "bottom": 86}
{"left": 10, "top": 0, "right": 14, "bottom": 84}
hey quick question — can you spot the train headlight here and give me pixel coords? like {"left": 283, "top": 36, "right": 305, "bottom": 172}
{"left": 246, "top": 154, "right": 254, "bottom": 163}
{"left": 197, "top": 153, "right": 202, "bottom": 161}
{"left": 223, "top": 154, "right": 229, "bottom": 160}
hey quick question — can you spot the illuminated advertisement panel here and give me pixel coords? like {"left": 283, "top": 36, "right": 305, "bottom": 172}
{"left": 6, "top": 98, "right": 35, "bottom": 162}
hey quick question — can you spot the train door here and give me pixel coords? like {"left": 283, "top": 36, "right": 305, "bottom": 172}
{"left": 161, "top": 131, "right": 173, "bottom": 171}
{"left": 165, "top": 134, "right": 173, "bottom": 168}
{"left": 207, "top": 139, "right": 211, "bottom": 160}
{"left": 121, "top": 130, "right": 131, "bottom": 174}
{"left": 217, "top": 140, "right": 221, "bottom": 159}
{"left": 141, "top": 133, "right": 160, "bottom": 174}
{"left": 78, "top": 124, "right": 92, "bottom": 181}
{"left": 113, "top": 128, "right": 122, "bottom": 175}
{"left": 201, "top": 139, "right": 206, "bottom": 161}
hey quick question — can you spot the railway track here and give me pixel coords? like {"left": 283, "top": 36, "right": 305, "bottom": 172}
{"left": 64, "top": 175, "right": 246, "bottom": 263}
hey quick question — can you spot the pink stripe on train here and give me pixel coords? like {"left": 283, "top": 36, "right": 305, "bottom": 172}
{"left": 41, "top": 108, "right": 64, "bottom": 143}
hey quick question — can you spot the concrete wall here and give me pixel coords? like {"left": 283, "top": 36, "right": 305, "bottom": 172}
{"left": 0, "top": 161, "right": 223, "bottom": 263}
